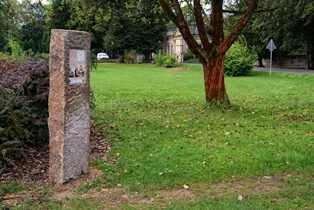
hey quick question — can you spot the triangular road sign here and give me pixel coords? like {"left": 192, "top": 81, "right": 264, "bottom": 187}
{"left": 266, "top": 39, "right": 276, "bottom": 51}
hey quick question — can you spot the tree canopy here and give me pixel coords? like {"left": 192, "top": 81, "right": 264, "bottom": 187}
{"left": 227, "top": 0, "right": 314, "bottom": 68}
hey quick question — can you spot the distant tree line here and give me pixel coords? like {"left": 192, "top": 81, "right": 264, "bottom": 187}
{"left": 0, "top": 0, "right": 169, "bottom": 62}
{"left": 1, "top": 0, "right": 313, "bottom": 65}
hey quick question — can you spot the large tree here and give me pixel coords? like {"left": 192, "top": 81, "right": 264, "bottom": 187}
{"left": 21, "top": 0, "right": 46, "bottom": 53}
{"left": 0, "top": 0, "right": 23, "bottom": 51}
{"left": 104, "top": 0, "right": 167, "bottom": 62}
{"left": 133, "top": 0, "right": 168, "bottom": 62}
{"left": 158, "top": 0, "right": 260, "bottom": 104}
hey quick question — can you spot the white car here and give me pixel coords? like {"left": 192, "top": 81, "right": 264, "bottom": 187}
{"left": 97, "top": 53, "right": 109, "bottom": 60}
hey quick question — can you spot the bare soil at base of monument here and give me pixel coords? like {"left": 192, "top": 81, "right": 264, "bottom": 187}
{"left": 0, "top": 124, "right": 109, "bottom": 206}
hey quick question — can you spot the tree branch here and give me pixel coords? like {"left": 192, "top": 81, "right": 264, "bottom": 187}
{"left": 220, "top": 0, "right": 259, "bottom": 54}
{"left": 223, "top": 7, "right": 279, "bottom": 14}
{"left": 158, "top": 0, "right": 179, "bottom": 25}
{"left": 211, "top": 0, "right": 224, "bottom": 45}
{"left": 194, "top": 0, "right": 211, "bottom": 53}
{"left": 158, "top": 0, "right": 207, "bottom": 63}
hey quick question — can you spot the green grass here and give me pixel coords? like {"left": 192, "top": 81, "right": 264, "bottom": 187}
{"left": 6, "top": 63, "right": 313, "bottom": 209}
{"left": 91, "top": 63, "right": 313, "bottom": 187}
{"left": 90, "top": 63, "right": 313, "bottom": 207}
{"left": 0, "top": 180, "right": 25, "bottom": 196}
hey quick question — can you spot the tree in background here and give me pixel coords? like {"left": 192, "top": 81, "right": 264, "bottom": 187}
{"left": 0, "top": 0, "right": 23, "bottom": 52}
{"left": 103, "top": 0, "right": 167, "bottom": 62}
{"left": 103, "top": 0, "right": 134, "bottom": 61}
{"left": 42, "top": 0, "right": 72, "bottom": 52}
{"left": 131, "top": 0, "right": 168, "bottom": 62}
{"left": 66, "top": 0, "right": 108, "bottom": 52}
{"left": 21, "top": 0, "right": 46, "bottom": 53}
{"left": 302, "top": 1, "right": 314, "bottom": 69}
{"left": 232, "top": 0, "right": 314, "bottom": 69}
{"left": 158, "top": 0, "right": 260, "bottom": 104}
{"left": 0, "top": 0, "right": 7, "bottom": 51}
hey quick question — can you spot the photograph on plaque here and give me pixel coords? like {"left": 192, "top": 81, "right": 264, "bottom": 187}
{"left": 69, "top": 49, "right": 86, "bottom": 84}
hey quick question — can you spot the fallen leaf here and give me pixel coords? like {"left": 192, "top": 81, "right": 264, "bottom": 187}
{"left": 159, "top": 172, "right": 164, "bottom": 176}
{"left": 149, "top": 154, "right": 154, "bottom": 157}
{"left": 121, "top": 195, "right": 129, "bottom": 200}
{"left": 225, "top": 132, "right": 231, "bottom": 136}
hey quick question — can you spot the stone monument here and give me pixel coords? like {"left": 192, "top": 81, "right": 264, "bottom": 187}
{"left": 48, "top": 29, "right": 91, "bottom": 183}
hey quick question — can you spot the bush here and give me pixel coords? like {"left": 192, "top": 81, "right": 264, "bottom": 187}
{"left": 0, "top": 57, "right": 49, "bottom": 168}
{"left": 224, "top": 38, "right": 257, "bottom": 76}
{"left": 155, "top": 54, "right": 176, "bottom": 68}
{"left": 8, "top": 40, "right": 23, "bottom": 60}
{"left": 183, "top": 48, "right": 196, "bottom": 61}
{"left": 124, "top": 51, "right": 136, "bottom": 63}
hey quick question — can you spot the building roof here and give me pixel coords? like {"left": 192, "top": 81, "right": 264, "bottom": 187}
{"left": 167, "top": 26, "right": 199, "bottom": 38}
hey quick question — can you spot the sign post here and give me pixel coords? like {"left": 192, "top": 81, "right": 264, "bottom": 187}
{"left": 266, "top": 39, "right": 276, "bottom": 75}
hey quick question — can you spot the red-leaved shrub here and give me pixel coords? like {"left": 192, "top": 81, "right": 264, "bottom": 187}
{"left": 0, "top": 57, "right": 49, "bottom": 169}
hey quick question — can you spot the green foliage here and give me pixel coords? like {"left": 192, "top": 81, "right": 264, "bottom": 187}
{"left": 0, "top": 57, "right": 49, "bottom": 167}
{"left": 235, "top": 0, "right": 314, "bottom": 60}
{"left": 183, "top": 48, "right": 196, "bottom": 61}
{"left": 1, "top": 0, "right": 23, "bottom": 52}
{"left": 224, "top": 38, "right": 257, "bottom": 76}
{"left": 103, "top": 0, "right": 168, "bottom": 59}
{"left": 155, "top": 54, "right": 176, "bottom": 67}
{"left": 21, "top": 1, "right": 46, "bottom": 53}
{"left": 23, "top": 39, "right": 35, "bottom": 51}
{"left": 8, "top": 39, "right": 23, "bottom": 59}
{"left": 0, "top": 52, "right": 10, "bottom": 59}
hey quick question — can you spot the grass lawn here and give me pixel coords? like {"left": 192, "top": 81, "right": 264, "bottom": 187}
{"left": 89, "top": 63, "right": 314, "bottom": 209}
{"left": 4, "top": 63, "right": 314, "bottom": 209}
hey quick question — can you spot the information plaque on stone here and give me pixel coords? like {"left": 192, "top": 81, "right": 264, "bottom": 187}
{"left": 69, "top": 49, "right": 86, "bottom": 84}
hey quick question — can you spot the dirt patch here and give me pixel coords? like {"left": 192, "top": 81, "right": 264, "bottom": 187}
{"left": 167, "top": 67, "right": 189, "bottom": 71}
{"left": 210, "top": 175, "right": 287, "bottom": 197}
{"left": 1, "top": 124, "right": 110, "bottom": 206}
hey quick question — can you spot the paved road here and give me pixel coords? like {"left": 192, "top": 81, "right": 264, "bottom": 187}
{"left": 253, "top": 67, "right": 314, "bottom": 75}
{"left": 181, "top": 63, "right": 314, "bottom": 75}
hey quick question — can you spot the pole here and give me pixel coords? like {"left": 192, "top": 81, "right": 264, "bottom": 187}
{"left": 269, "top": 50, "right": 273, "bottom": 76}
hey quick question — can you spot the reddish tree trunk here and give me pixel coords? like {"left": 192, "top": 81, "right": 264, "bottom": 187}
{"left": 203, "top": 56, "right": 229, "bottom": 104}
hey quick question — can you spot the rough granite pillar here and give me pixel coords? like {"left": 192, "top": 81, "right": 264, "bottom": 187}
{"left": 48, "top": 29, "right": 91, "bottom": 183}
